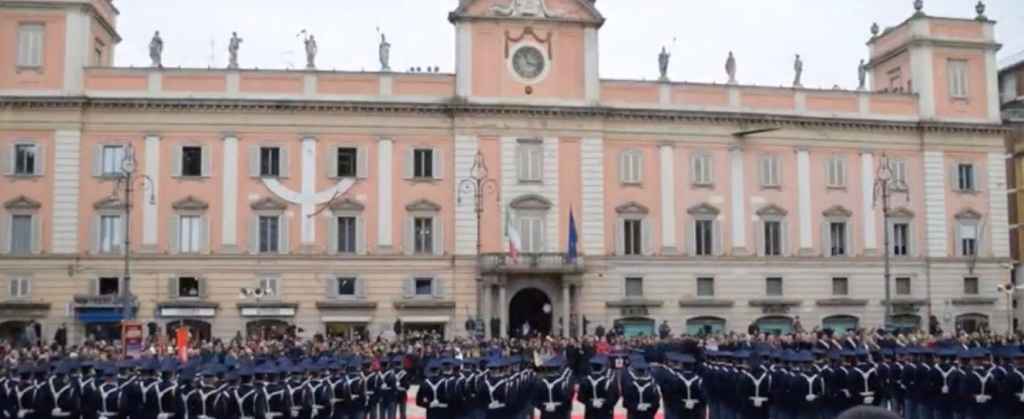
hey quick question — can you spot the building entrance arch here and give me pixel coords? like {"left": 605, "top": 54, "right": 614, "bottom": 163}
{"left": 509, "top": 287, "right": 552, "bottom": 337}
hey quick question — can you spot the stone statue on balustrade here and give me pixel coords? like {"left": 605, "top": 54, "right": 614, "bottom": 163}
{"left": 858, "top": 59, "right": 868, "bottom": 91}
{"left": 793, "top": 54, "right": 803, "bottom": 87}
{"left": 304, "top": 33, "right": 318, "bottom": 69}
{"left": 725, "top": 51, "right": 737, "bottom": 84}
{"left": 379, "top": 32, "right": 391, "bottom": 71}
{"left": 658, "top": 46, "right": 670, "bottom": 81}
{"left": 228, "top": 32, "right": 243, "bottom": 69}
{"left": 149, "top": 31, "right": 163, "bottom": 68}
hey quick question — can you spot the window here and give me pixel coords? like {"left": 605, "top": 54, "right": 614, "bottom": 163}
{"left": 620, "top": 151, "right": 642, "bottom": 184}
{"left": 414, "top": 278, "right": 433, "bottom": 296}
{"left": 181, "top": 146, "right": 203, "bottom": 177}
{"left": 766, "top": 277, "right": 783, "bottom": 297}
{"left": 336, "top": 148, "right": 357, "bottom": 178}
{"left": 517, "top": 142, "right": 543, "bottom": 182}
{"left": 832, "top": 277, "right": 849, "bottom": 296}
{"left": 14, "top": 144, "right": 36, "bottom": 175}
{"left": 625, "top": 277, "right": 644, "bottom": 298}
{"left": 623, "top": 219, "right": 643, "bottom": 256}
{"left": 336, "top": 277, "right": 357, "bottom": 296}
{"left": 414, "top": 217, "right": 434, "bottom": 254}
{"left": 958, "top": 223, "right": 978, "bottom": 257}
{"left": 896, "top": 277, "right": 911, "bottom": 296}
{"left": 759, "top": 155, "right": 780, "bottom": 188}
{"left": 889, "top": 159, "right": 907, "bottom": 190}
{"left": 519, "top": 217, "right": 544, "bottom": 253}
{"left": 10, "top": 215, "right": 32, "bottom": 255}
{"left": 259, "top": 147, "right": 280, "bottom": 177}
{"left": 829, "top": 222, "right": 847, "bottom": 256}
{"left": 8, "top": 277, "right": 30, "bottom": 299}
{"left": 258, "top": 277, "right": 279, "bottom": 296}
{"left": 957, "top": 163, "right": 975, "bottom": 192}
{"left": 177, "top": 277, "right": 200, "bottom": 298}
{"left": 697, "top": 277, "right": 715, "bottom": 297}
{"left": 892, "top": 222, "right": 910, "bottom": 256}
{"left": 963, "top": 277, "right": 979, "bottom": 295}
{"left": 336, "top": 217, "right": 357, "bottom": 253}
{"left": 691, "top": 153, "right": 713, "bottom": 186}
{"left": 413, "top": 149, "right": 434, "bottom": 178}
{"left": 948, "top": 59, "right": 969, "bottom": 98}
{"left": 178, "top": 215, "right": 202, "bottom": 254}
{"left": 16, "top": 24, "right": 44, "bottom": 68}
{"left": 694, "top": 219, "right": 714, "bottom": 256}
{"left": 764, "top": 221, "right": 782, "bottom": 256}
{"left": 101, "top": 145, "right": 125, "bottom": 177}
{"left": 98, "top": 277, "right": 120, "bottom": 296}
{"left": 259, "top": 216, "right": 279, "bottom": 253}
{"left": 99, "top": 215, "right": 121, "bottom": 253}
{"left": 826, "top": 156, "right": 846, "bottom": 188}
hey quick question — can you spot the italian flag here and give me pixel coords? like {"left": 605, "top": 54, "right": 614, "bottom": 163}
{"left": 505, "top": 208, "right": 521, "bottom": 263}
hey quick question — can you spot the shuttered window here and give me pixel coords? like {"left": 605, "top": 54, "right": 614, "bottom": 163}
{"left": 16, "top": 24, "right": 44, "bottom": 68}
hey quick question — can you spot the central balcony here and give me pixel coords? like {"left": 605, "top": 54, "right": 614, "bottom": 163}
{"left": 478, "top": 253, "right": 584, "bottom": 275}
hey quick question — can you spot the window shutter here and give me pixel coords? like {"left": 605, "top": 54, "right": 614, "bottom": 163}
{"left": 517, "top": 146, "right": 528, "bottom": 180}
{"left": 403, "top": 217, "right": 414, "bottom": 256}
{"left": 201, "top": 145, "right": 212, "bottom": 177}
{"left": 171, "top": 145, "right": 182, "bottom": 177}
{"left": 954, "top": 223, "right": 963, "bottom": 257}
{"left": 279, "top": 147, "right": 290, "bottom": 179}
{"left": 618, "top": 151, "right": 627, "bottom": 183}
{"left": 533, "top": 219, "right": 544, "bottom": 252}
{"left": 837, "top": 158, "right": 846, "bottom": 186}
{"left": 0, "top": 215, "right": 9, "bottom": 254}
{"left": 845, "top": 221, "right": 854, "bottom": 257}
{"left": 356, "top": 215, "right": 368, "bottom": 255}
{"left": 532, "top": 147, "right": 543, "bottom": 181}
{"left": 88, "top": 277, "right": 99, "bottom": 295}
{"left": 432, "top": 278, "right": 444, "bottom": 298}
{"left": 357, "top": 146, "right": 368, "bottom": 179}
{"left": 781, "top": 220, "right": 790, "bottom": 256}
{"left": 90, "top": 215, "right": 100, "bottom": 254}
{"left": 356, "top": 277, "right": 367, "bottom": 299}
{"left": 168, "top": 215, "right": 179, "bottom": 254}
{"left": 949, "top": 162, "right": 960, "bottom": 191}
{"left": 432, "top": 148, "right": 443, "bottom": 180}
{"left": 404, "top": 149, "right": 414, "bottom": 179}
{"left": 278, "top": 215, "right": 289, "bottom": 254}
{"left": 755, "top": 220, "right": 765, "bottom": 257}
{"left": 685, "top": 220, "right": 695, "bottom": 256}
{"left": 168, "top": 276, "right": 179, "bottom": 300}
{"left": 641, "top": 218, "right": 654, "bottom": 256}
{"left": 34, "top": 144, "right": 45, "bottom": 176}
{"left": 712, "top": 220, "right": 723, "bottom": 256}
{"left": 327, "top": 216, "right": 339, "bottom": 255}
{"left": 326, "top": 276, "right": 338, "bottom": 299}
{"left": 199, "top": 277, "right": 208, "bottom": 299}
{"left": 821, "top": 221, "right": 830, "bottom": 257}
{"left": 4, "top": 279, "right": 13, "bottom": 299}
{"left": 325, "top": 146, "right": 337, "bottom": 178}
{"left": 432, "top": 217, "right": 444, "bottom": 256}
{"left": 614, "top": 218, "right": 624, "bottom": 256}
{"left": 402, "top": 277, "right": 413, "bottom": 298}
{"left": 690, "top": 155, "right": 700, "bottom": 184}
{"left": 199, "top": 215, "right": 210, "bottom": 254}
{"left": 907, "top": 222, "right": 916, "bottom": 257}
{"left": 248, "top": 145, "right": 260, "bottom": 177}
{"left": 113, "top": 217, "right": 125, "bottom": 254}
{"left": 0, "top": 145, "right": 10, "bottom": 176}
{"left": 92, "top": 144, "right": 103, "bottom": 177}
{"left": 30, "top": 215, "right": 41, "bottom": 254}
{"left": 248, "top": 217, "right": 259, "bottom": 254}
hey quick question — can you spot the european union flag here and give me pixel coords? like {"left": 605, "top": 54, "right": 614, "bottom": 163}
{"left": 567, "top": 206, "right": 578, "bottom": 263}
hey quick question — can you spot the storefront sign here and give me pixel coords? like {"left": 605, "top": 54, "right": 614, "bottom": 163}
{"left": 122, "top": 322, "right": 143, "bottom": 358}
{"left": 762, "top": 305, "right": 790, "bottom": 315}
{"left": 621, "top": 307, "right": 649, "bottom": 317}
{"left": 160, "top": 308, "right": 216, "bottom": 317}
{"left": 241, "top": 307, "right": 296, "bottom": 317}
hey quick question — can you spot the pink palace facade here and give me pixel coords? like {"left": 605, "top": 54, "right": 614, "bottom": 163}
{"left": 0, "top": 0, "right": 1013, "bottom": 342}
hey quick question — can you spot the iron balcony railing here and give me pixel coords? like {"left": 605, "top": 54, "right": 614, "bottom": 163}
{"left": 478, "top": 252, "right": 584, "bottom": 274}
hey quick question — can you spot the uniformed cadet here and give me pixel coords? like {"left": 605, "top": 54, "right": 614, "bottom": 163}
{"left": 93, "top": 367, "right": 121, "bottom": 419}
{"left": 576, "top": 355, "right": 616, "bottom": 419}
{"left": 620, "top": 355, "right": 660, "bottom": 419}
{"left": 656, "top": 352, "right": 704, "bottom": 419}
{"left": 926, "top": 349, "right": 963, "bottom": 419}
{"left": 284, "top": 365, "right": 306, "bottom": 419}
{"left": 786, "top": 352, "right": 825, "bottom": 419}
{"left": 849, "top": 350, "right": 882, "bottom": 407}
{"left": 994, "top": 348, "right": 1024, "bottom": 419}
{"left": 957, "top": 349, "right": 995, "bottom": 419}
{"left": 229, "top": 367, "right": 260, "bottom": 419}
{"left": 388, "top": 356, "right": 409, "bottom": 419}
{"left": 155, "top": 360, "right": 178, "bottom": 419}
{"left": 362, "top": 359, "right": 382, "bottom": 419}
{"left": 415, "top": 359, "right": 450, "bottom": 419}
{"left": 455, "top": 358, "right": 482, "bottom": 419}
{"left": 255, "top": 365, "right": 288, "bottom": 419}
{"left": 735, "top": 352, "right": 771, "bottom": 419}
{"left": 40, "top": 362, "right": 80, "bottom": 419}
{"left": 195, "top": 366, "right": 229, "bottom": 419}
{"left": 77, "top": 362, "right": 98, "bottom": 419}
{"left": 529, "top": 356, "right": 572, "bottom": 419}
{"left": 176, "top": 368, "right": 197, "bottom": 419}
{"left": 376, "top": 358, "right": 397, "bottom": 419}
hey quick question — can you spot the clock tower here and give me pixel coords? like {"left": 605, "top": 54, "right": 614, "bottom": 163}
{"left": 449, "top": 0, "right": 604, "bottom": 104}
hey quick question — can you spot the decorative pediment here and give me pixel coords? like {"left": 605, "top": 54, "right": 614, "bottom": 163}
{"left": 822, "top": 205, "right": 852, "bottom": 218}
{"left": 687, "top": 203, "right": 720, "bottom": 216}
{"left": 887, "top": 207, "right": 915, "bottom": 218}
{"left": 954, "top": 208, "right": 982, "bottom": 220}
{"left": 329, "top": 198, "right": 365, "bottom": 212}
{"left": 406, "top": 199, "right": 442, "bottom": 212}
{"left": 250, "top": 197, "right": 288, "bottom": 211}
{"left": 4, "top": 195, "right": 41, "bottom": 210}
{"left": 615, "top": 201, "right": 649, "bottom": 215}
{"left": 450, "top": 0, "right": 604, "bottom": 25}
{"left": 172, "top": 196, "right": 209, "bottom": 211}
{"left": 93, "top": 197, "right": 126, "bottom": 210}
{"left": 755, "top": 204, "right": 788, "bottom": 217}
{"left": 509, "top": 194, "right": 551, "bottom": 210}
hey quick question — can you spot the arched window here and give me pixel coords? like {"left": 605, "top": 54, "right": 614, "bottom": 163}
{"left": 686, "top": 316, "right": 726, "bottom": 336}
{"left": 955, "top": 313, "right": 989, "bottom": 334}
{"left": 822, "top": 315, "right": 860, "bottom": 335}
{"left": 755, "top": 316, "right": 794, "bottom": 335}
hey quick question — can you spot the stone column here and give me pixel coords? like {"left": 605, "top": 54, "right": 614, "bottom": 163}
{"left": 482, "top": 282, "right": 492, "bottom": 338}
{"left": 860, "top": 151, "right": 878, "bottom": 255}
{"left": 499, "top": 281, "right": 508, "bottom": 338}
{"left": 562, "top": 282, "right": 571, "bottom": 337}
{"left": 729, "top": 145, "right": 747, "bottom": 254}
{"left": 659, "top": 144, "right": 677, "bottom": 253}
{"left": 796, "top": 147, "right": 813, "bottom": 254}
{"left": 141, "top": 134, "right": 160, "bottom": 252}
{"left": 221, "top": 134, "right": 240, "bottom": 252}
{"left": 377, "top": 138, "right": 394, "bottom": 251}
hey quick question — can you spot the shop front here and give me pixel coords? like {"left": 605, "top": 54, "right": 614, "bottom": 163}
{"left": 238, "top": 302, "right": 298, "bottom": 340}
{"left": 0, "top": 301, "right": 49, "bottom": 344}
{"left": 158, "top": 301, "right": 218, "bottom": 342}
{"left": 317, "top": 298, "right": 377, "bottom": 340}
{"left": 398, "top": 316, "right": 449, "bottom": 339}
{"left": 73, "top": 295, "right": 137, "bottom": 342}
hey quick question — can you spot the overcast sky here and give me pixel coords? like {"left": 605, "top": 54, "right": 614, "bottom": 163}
{"left": 113, "top": 0, "right": 1024, "bottom": 90}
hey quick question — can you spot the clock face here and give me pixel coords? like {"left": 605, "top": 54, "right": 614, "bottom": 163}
{"left": 512, "top": 46, "right": 546, "bottom": 81}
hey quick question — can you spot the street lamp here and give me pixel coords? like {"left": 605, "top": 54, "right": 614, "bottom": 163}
{"left": 457, "top": 150, "right": 499, "bottom": 338}
{"left": 873, "top": 155, "right": 908, "bottom": 329}
{"left": 110, "top": 143, "right": 155, "bottom": 320}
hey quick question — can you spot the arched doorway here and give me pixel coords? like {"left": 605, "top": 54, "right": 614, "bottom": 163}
{"left": 686, "top": 316, "right": 726, "bottom": 336}
{"left": 956, "top": 313, "right": 989, "bottom": 334}
{"left": 167, "top": 320, "right": 212, "bottom": 343}
{"left": 246, "top": 319, "right": 290, "bottom": 340}
{"left": 755, "top": 316, "right": 793, "bottom": 335}
{"left": 0, "top": 321, "right": 30, "bottom": 345}
{"left": 509, "top": 288, "right": 552, "bottom": 337}
{"left": 889, "top": 314, "right": 921, "bottom": 332}
{"left": 614, "top": 317, "right": 655, "bottom": 337}
{"left": 822, "top": 315, "right": 860, "bottom": 335}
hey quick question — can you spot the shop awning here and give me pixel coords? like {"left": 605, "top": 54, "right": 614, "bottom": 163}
{"left": 77, "top": 308, "right": 126, "bottom": 324}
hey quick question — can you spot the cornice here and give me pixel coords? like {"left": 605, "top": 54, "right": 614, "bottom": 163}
{"left": 0, "top": 96, "right": 1008, "bottom": 136}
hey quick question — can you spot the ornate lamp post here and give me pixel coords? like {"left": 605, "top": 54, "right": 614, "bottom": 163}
{"left": 457, "top": 151, "right": 499, "bottom": 338}
{"left": 111, "top": 143, "right": 155, "bottom": 320}
{"left": 873, "top": 155, "right": 908, "bottom": 330}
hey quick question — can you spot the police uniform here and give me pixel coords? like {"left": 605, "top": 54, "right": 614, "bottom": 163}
{"left": 576, "top": 356, "right": 616, "bottom": 419}
{"left": 621, "top": 356, "right": 660, "bottom": 419}
{"left": 415, "top": 360, "right": 451, "bottom": 419}
{"left": 529, "top": 356, "right": 573, "bottom": 419}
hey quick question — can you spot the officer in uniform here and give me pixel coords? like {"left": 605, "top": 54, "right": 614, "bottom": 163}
{"left": 40, "top": 362, "right": 79, "bottom": 419}
{"left": 155, "top": 361, "right": 179, "bottom": 419}
{"left": 389, "top": 356, "right": 409, "bottom": 419}
{"left": 995, "top": 348, "right": 1024, "bottom": 419}
{"left": 284, "top": 365, "right": 307, "bottom": 419}
{"left": 957, "top": 349, "right": 995, "bottom": 419}
{"left": 78, "top": 362, "right": 98, "bottom": 419}
{"left": 362, "top": 359, "right": 382, "bottom": 419}
{"left": 621, "top": 355, "right": 660, "bottom": 419}
{"left": 195, "top": 365, "right": 228, "bottom": 419}
{"left": 927, "top": 349, "right": 963, "bottom": 419}
{"left": 455, "top": 358, "right": 482, "bottom": 419}
{"left": 376, "top": 358, "right": 398, "bottom": 419}
{"left": 256, "top": 365, "right": 288, "bottom": 419}
{"left": 577, "top": 356, "right": 616, "bottom": 419}
{"left": 849, "top": 350, "right": 882, "bottom": 407}
{"left": 342, "top": 358, "right": 368, "bottom": 419}
{"left": 477, "top": 358, "right": 512, "bottom": 419}
{"left": 788, "top": 352, "right": 825, "bottom": 419}
{"left": 92, "top": 367, "right": 121, "bottom": 419}
{"left": 230, "top": 367, "right": 259, "bottom": 419}
{"left": 529, "top": 356, "right": 572, "bottom": 419}
{"left": 415, "top": 360, "right": 450, "bottom": 419}
{"left": 657, "top": 352, "right": 704, "bottom": 419}
{"left": 735, "top": 352, "right": 771, "bottom": 419}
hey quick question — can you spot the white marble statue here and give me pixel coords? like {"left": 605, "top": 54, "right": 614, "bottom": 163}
{"left": 658, "top": 46, "right": 670, "bottom": 81}
{"left": 858, "top": 59, "right": 868, "bottom": 91}
{"left": 149, "top": 31, "right": 163, "bottom": 68}
{"left": 379, "top": 33, "right": 391, "bottom": 71}
{"left": 228, "top": 32, "right": 243, "bottom": 69}
{"left": 304, "top": 34, "right": 318, "bottom": 69}
{"left": 725, "top": 51, "right": 737, "bottom": 84}
{"left": 793, "top": 54, "right": 803, "bottom": 87}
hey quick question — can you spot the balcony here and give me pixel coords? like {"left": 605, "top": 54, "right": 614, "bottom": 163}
{"left": 478, "top": 253, "right": 584, "bottom": 275}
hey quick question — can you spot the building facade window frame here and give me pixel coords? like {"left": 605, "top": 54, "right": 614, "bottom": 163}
{"left": 755, "top": 204, "right": 789, "bottom": 257}
{"left": 953, "top": 160, "right": 978, "bottom": 193}
{"left": 6, "top": 275, "right": 31, "bottom": 300}
{"left": 405, "top": 146, "right": 443, "bottom": 181}
{"left": 831, "top": 277, "right": 850, "bottom": 297}
{"left": 687, "top": 203, "right": 722, "bottom": 256}
{"left": 759, "top": 154, "right": 781, "bottom": 189}
{"left": 624, "top": 276, "right": 644, "bottom": 298}
{"left": 16, "top": 22, "right": 44, "bottom": 70}
{"left": 765, "top": 276, "right": 784, "bottom": 297}
{"left": 255, "top": 274, "right": 281, "bottom": 300}
{"left": 947, "top": 58, "right": 969, "bottom": 99}
{"left": 171, "top": 143, "right": 212, "bottom": 179}
{"left": 954, "top": 208, "right": 983, "bottom": 258}
{"left": 1, "top": 196, "right": 42, "bottom": 256}
{"left": 516, "top": 139, "right": 544, "bottom": 183}
{"left": 327, "top": 198, "right": 366, "bottom": 255}
{"left": 888, "top": 158, "right": 908, "bottom": 191}
{"left": 887, "top": 207, "right": 915, "bottom": 258}
{"left": 93, "top": 143, "right": 127, "bottom": 179}
{"left": 619, "top": 149, "right": 644, "bottom": 185}
{"left": 91, "top": 197, "right": 126, "bottom": 255}
{"left": 696, "top": 276, "right": 715, "bottom": 298}
{"left": 615, "top": 202, "right": 653, "bottom": 256}
{"left": 6, "top": 141, "right": 45, "bottom": 177}
{"left": 895, "top": 276, "right": 913, "bottom": 296}
{"left": 510, "top": 195, "right": 552, "bottom": 254}
{"left": 248, "top": 198, "right": 289, "bottom": 255}
{"left": 822, "top": 205, "right": 853, "bottom": 258}
{"left": 169, "top": 196, "right": 210, "bottom": 255}
{"left": 690, "top": 151, "right": 714, "bottom": 187}
{"left": 825, "top": 154, "right": 847, "bottom": 189}
{"left": 248, "top": 144, "right": 290, "bottom": 179}
{"left": 167, "top": 274, "right": 207, "bottom": 301}
{"left": 402, "top": 274, "right": 445, "bottom": 300}
{"left": 326, "top": 144, "right": 368, "bottom": 179}
{"left": 404, "top": 199, "right": 444, "bottom": 256}
{"left": 326, "top": 274, "right": 366, "bottom": 300}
